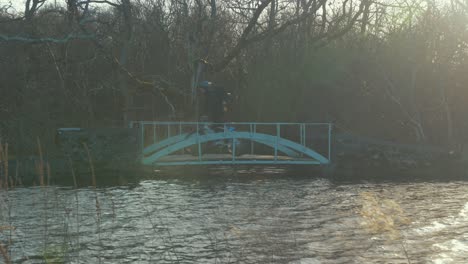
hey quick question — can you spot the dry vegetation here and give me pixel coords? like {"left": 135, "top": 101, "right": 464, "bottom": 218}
{"left": 0, "top": 140, "right": 104, "bottom": 263}
{"left": 2, "top": 0, "right": 468, "bottom": 261}
{"left": 2, "top": 0, "right": 468, "bottom": 155}
{"left": 358, "top": 191, "right": 412, "bottom": 263}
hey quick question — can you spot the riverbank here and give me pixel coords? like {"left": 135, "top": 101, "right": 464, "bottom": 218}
{"left": 2, "top": 128, "right": 466, "bottom": 186}
{"left": 4, "top": 156, "right": 467, "bottom": 187}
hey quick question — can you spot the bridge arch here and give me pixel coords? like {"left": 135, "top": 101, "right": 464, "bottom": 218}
{"left": 142, "top": 131, "right": 329, "bottom": 165}
{"left": 143, "top": 133, "right": 300, "bottom": 158}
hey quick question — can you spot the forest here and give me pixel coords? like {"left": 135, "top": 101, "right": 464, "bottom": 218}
{"left": 1, "top": 0, "right": 468, "bottom": 155}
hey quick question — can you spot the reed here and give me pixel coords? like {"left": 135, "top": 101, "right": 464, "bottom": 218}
{"left": 82, "top": 143, "right": 100, "bottom": 217}
{"left": 0, "top": 141, "right": 13, "bottom": 264}
{"left": 68, "top": 158, "right": 77, "bottom": 189}
{"left": 0, "top": 141, "right": 9, "bottom": 190}
{"left": 83, "top": 142, "right": 102, "bottom": 264}
{"left": 0, "top": 140, "right": 116, "bottom": 263}
{"left": 14, "top": 160, "right": 19, "bottom": 187}
{"left": 0, "top": 243, "right": 11, "bottom": 264}
{"left": 68, "top": 157, "right": 80, "bottom": 263}
{"left": 358, "top": 191, "right": 412, "bottom": 263}
{"left": 0, "top": 142, "right": 3, "bottom": 189}
{"left": 37, "top": 137, "right": 45, "bottom": 187}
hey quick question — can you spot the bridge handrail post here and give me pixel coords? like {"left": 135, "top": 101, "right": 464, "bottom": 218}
{"left": 275, "top": 124, "right": 280, "bottom": 161}
{"left": 179, "top": 122, "right": 183, "bottom": 154}
{"left": 249, "top": 124, "right": 253, "bottom": 155}
{"left": 328, "top": 123, "right": 332, "bottom": 163}
{"left": 252, "top": 124, "right": 256, "bottom": 154}
{"left": 140, "top": 121, "right": 144, "bottom": 155}
{"left": 299, "top": 124, "right": 303, "bottom": 146}
{"left": 232, "top": 132, "right": 236, "bottom": 162}
{"left": 299, "top": 124, "right": 302, "bottom": 146}
{"left": 197, "top": 123, "right": 202, "bottom": 161}
{"left": 304, "top": 124, "right": 307, "bottom": 146}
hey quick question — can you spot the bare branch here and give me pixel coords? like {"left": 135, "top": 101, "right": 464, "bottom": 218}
{"left": 212, "top": 0, "right": 272, "bottom": 71}
{"left": 0, "top": 33, "right": 95, "bottom": 43}
{"left": 77, "top": 0, "right": 121, "bottom": 8}
{"left": 217, "top": 0, "right": 327, "bottom": 61}
{"left": 210, "top": 0, "right": 364, "bottom": 71}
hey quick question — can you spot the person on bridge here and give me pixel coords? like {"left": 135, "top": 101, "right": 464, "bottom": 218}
{"left": 197, "top": 81, "right": 233, "bottom": 124}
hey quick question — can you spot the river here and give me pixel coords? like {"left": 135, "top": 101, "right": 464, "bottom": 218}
{"left": 1, "top": 167, "right": 468, "bottom": 263}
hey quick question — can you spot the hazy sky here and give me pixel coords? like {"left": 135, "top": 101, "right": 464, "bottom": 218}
{"left": 3, "top": 0, "right": 60, "bottom": 13}
{"left": 1, "top": 0, "right": 451, "bottom": 15}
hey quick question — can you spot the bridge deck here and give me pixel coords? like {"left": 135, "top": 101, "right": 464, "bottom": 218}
{"left": 154, "top": 154, "right": 321, "bottom": 166}
{"left": 158, "top": 154, "right": 304, "bottom": 162}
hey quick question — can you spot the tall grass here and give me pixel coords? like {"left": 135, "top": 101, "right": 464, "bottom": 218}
{"left": 83, "top": 142, "right": 102, "bottom": 264}
{"left": 0, "top": 139, "right": 110, "bottom": 263}
{"left": 68, "top": 157, "right": 80, "bottom": 263}
{"left": 358, "top": 191, "right": 412, "bottom": 263}
{"left": 0, "top": 242, "right": 11, "bottom": 264}
{"left": 0, "top": 141, "right": 13, "bottom": 264}
{"left": 1, "top": 142, "right": 9, "bottom": 190}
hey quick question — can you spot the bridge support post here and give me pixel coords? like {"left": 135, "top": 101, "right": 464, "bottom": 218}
{"left": 251, "top": 124, "right": 256, "bottom": 155}
{"left": 197, "top": 123, "right": 202, "bottom": 161}
{"left": 140, "top": 121, "right": 144, "bottom": 155}
{"left": 275, "top": 124, "right": 280, "bottom": 161}
{"left": 300, "top": 124, "right": 306, "bottom": 146}
{"left": 300, "top": 124, "right": 306, "bottom": 158}
{"left": 232, "top": 133, "right": 236, "bottom": 162}
{"left": 328, "top": 123, "right": 332, "bottom": 163}
{"left": 179, "top": 123, "right": 183, "bottom": 154}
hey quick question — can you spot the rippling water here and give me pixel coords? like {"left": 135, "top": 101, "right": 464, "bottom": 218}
{"left": 2, "top": 168, "right": 468, "bottom": 263}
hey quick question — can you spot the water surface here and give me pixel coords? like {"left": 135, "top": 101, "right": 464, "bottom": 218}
{"left": 1, "top": 168, "right": 468, "bottom": 263}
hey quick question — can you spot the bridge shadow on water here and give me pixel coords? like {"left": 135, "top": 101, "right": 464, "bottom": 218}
{"left": 79, "top": 162, "right": 468, "bottom": 188}
{"left": 16, "top": 159, "right": 467, "bottom": 187}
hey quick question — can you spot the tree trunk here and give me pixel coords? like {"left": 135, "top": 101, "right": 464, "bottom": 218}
{"left": 120, "top": 0, "right": 133, "bottom": 125}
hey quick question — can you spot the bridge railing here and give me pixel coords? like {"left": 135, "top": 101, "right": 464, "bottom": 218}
{"left": 129, "top": 121, "right": 332, "bottom": 165}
